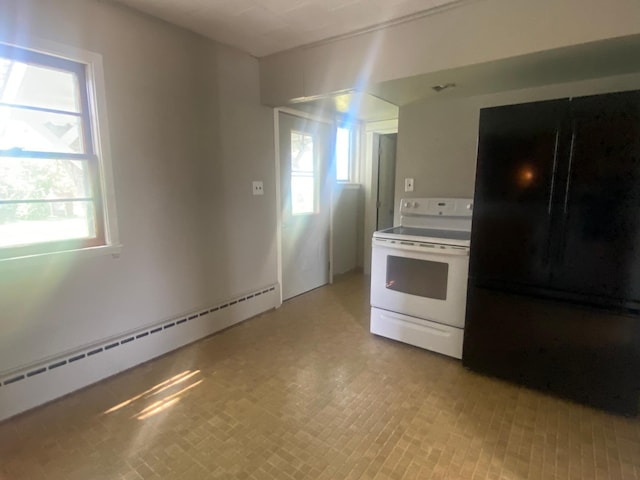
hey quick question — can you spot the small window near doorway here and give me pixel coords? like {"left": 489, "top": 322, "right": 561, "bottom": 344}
{"left": 335, "top": 126, "right": 351, "bottom": 182}
{"left": 290, "top": 130, "right": 316, "bottom": 215}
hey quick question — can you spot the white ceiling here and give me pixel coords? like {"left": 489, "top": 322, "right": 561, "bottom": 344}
{"left": 287, "top": 34, "right": 640, "bottom": 120}
{"left": 112, "top": 0, "right": 463, "bottom": 57}
{"left": 110, "top": 0, "right": 640, "bottom": 114}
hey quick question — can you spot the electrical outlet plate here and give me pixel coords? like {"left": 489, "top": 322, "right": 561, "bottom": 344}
{"left": 404, "top": 178, "right": 414, "bottom": 192}
{"left": 252, "top": 181, "right": 264, "bottom": 195}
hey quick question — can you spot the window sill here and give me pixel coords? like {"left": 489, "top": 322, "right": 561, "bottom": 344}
{"left": 0, "top": 244, "right": 123, "bottom": 264}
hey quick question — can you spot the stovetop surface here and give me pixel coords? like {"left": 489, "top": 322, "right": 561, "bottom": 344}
{"left": 375, "top": 226, "right": 471, "bottom": 242}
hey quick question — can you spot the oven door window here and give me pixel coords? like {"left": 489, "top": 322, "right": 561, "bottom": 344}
{"left": 386, "top": 255, "right": 448, "bottom": 300}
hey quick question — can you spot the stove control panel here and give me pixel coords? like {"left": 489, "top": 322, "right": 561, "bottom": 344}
{"left": 400, "top": 198, "right": 473, "bottom": 217}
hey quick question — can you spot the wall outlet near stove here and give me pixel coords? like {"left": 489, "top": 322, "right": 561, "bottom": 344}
{"left": 404, "top": 178, "right": 414, "bottom": 192}
{"left": 252, "top": 181, "right": 264, "bottom": 196}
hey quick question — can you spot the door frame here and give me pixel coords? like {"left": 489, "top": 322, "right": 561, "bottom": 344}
{"left": 274, "top": 107, "right": 334, "bottom": 306}
{"left": 362, "top": 119, "right": 398, "bottom": 275}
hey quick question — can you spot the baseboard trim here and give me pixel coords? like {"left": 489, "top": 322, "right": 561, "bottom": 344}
{"left": 0, "top": 284, "right": 280, "bottom": 421}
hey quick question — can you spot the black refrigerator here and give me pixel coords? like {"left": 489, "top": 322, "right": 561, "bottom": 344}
{"left": 463, "top": 90, "right": 640, "bottom": 415}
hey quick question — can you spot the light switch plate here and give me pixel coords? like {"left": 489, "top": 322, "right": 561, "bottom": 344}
{"left": 252, "top": 181, "right": 264, "bottom": 196}
{"left": 404, "top": 178, "right": 414, "bottom": 192}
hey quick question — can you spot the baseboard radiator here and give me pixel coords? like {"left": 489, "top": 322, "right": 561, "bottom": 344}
{"left": 0, "top": 284, "right": 280, "bottom": 421}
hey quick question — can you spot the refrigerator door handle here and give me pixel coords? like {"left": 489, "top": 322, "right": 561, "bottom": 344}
{"left": 558, "top": 125, "right": 577, "bottom": 264}
{"left": 547, "top": 129, "right": 561, "bottom": 216}
{"left": 543, "top": 129, "right": 562, "bottom": 266}
{"left": 563, "top": 127, "right": 577, "bottom": 215}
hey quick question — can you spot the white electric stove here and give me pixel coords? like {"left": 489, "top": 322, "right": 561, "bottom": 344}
{"left": 370, "top": 198, "right": 473, "bottom": 359}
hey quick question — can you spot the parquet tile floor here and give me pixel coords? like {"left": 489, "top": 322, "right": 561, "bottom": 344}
{"left": 1, "top": 272, "right": 639, "bottom": 479}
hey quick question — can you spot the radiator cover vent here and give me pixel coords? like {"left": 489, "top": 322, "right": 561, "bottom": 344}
{"left": 1, "top": 285, "right": 277, "bottom": 388}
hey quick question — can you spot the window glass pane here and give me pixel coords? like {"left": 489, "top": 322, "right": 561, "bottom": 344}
{"left": 290, "top": 130, "right": 316, "bottom": 215}
{"left": 0, "top": 43, "right": 108, "bottom": 257}
{"left": 291, "top": 131, "right": 314, "bottom": 173}
{"left": 0, "top": 157, "right": 91, "bottom": 201}
{"left": 0, "top": 200, "right": 95, "bottom": 248}
{"left": 336, "top": 127, "right": 350, "bottom": 181}
{"left": 291, "top": 175, "right": 315, "bottom": 215}
{"left": 0, "top": 58, "right": 81, "bottom": 113}
{"left": 0, "top": 105, "right": 84, "bottom": 153}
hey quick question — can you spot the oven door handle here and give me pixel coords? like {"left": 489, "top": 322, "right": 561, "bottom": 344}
{"left": 373, "top": 239, "right": 469, "bottom": 256}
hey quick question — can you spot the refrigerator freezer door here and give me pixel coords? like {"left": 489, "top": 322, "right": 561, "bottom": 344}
{"left": 470, "top": 99, "right": 569, "bottom": 290}
{"left": 550, "top": 90, "right": 640, "bottom": 308}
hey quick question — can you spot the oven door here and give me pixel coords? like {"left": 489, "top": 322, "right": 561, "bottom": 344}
{"left": 371, "top": 238, "right": 470, "bottom": 328}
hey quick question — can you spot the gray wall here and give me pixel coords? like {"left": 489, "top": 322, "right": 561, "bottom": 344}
{"left": 0, "top": 0, "right": 275, "bottom": 373}
{"left": 332, "top": 185, "right": 361, "bottom": 275}
{"left": 200, "top": 43, "right": 277, "bottom": 301}
{"left": 395, "top": 72, "right": 640, "bottom": 216}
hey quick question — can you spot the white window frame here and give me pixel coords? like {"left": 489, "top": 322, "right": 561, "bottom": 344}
{"left": 335, "top": 119, "right": 360, "bottom": 184}
{"left": 0, "top": 37, "right": 120, "bottom": 262}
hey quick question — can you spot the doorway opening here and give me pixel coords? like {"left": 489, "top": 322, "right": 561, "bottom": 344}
{"left": 274, "top": 94, "right": 399, "bottom": 299}
{"left": 376, "top": 133, "right": 397, "bottom": 231}
{"left": 363, "top": 119, "right": 399, "bottom": 274}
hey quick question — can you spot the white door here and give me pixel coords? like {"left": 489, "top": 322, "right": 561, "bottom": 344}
{"left": 279, "top": 112, "right": 331, "bottom": 300}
